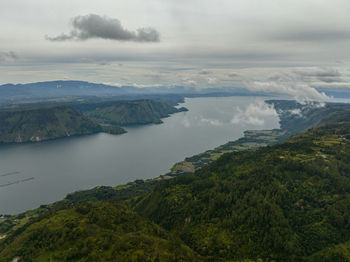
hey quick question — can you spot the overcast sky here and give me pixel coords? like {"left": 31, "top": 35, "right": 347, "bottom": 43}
{"left": 1, "top": 0, "right": 350, "bottom": 100}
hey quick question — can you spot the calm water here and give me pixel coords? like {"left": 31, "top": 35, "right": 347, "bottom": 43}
{"left": 0, "top": 97, "right": 279, "bottom": 214}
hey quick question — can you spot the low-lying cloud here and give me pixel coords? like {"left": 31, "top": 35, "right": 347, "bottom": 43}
{"left": 244, "top": 72, "right": 330, "bottom": 102}
{"left": 200, "top": 117, "right": 223, "bottom": 126}
{"left": 46, "top": 14, "right": 160, "bottom": 42}
{"left": 182, "top": 79, "right": 198, "bottom": 88}
{"left": 280, "top": 101, "right": 326, "bottom": 119}
{"left": 289, "top": 108, "right": 302, "bottom": 116}
{"left": 231, "top": 100, "right": 278, "bottom": 126}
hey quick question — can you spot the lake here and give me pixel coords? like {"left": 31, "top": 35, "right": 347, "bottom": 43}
{"left": 0, "top": 96, "right": 280, "bottom": 214}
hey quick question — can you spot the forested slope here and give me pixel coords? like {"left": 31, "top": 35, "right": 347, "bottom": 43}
{"left": 0, "top": 202, "right": 200, "bottom": 262}
{"left": 75, "top": 99, "right": 187, "bottom": 126}
{"left": 134, "top": 121, "right": 350, "bottom": 261}
{"left": 0, "top": 105, "right": 123, "bottom": 144}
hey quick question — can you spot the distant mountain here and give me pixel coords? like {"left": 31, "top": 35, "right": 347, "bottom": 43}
{"left": 0, "top": 81, "right": 194, "bottom": 102}
{"left": 0, "top": 81, "right": 136, "bottom": 102}
{"left": 0, "top": 105, "right": 125, "bottom": 144}
{"left": 0, "top": 80, "right": 263, "bottom": 104}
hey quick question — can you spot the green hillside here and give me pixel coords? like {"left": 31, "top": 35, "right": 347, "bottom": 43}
{"left": 0, "top": 105, "right": 125, "bottom": 144}
{"left": 0, "top": 202, "right": 199, "bottom": 262}
{"left": 168, "top": 100, "right": 332, "bottom": 176}
{"left": 134, "top": 121, "right": 350, "bottom": 261}
{"left": 75, "top": 99, "right": 188, "bottom": 126}
{"left": 0, "top": 98, "right": 186, "bottom": 144}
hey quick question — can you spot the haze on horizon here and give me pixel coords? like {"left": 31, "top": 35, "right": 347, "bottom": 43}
{"left": 1, "top": 0, "right": 350, "bottom": 101}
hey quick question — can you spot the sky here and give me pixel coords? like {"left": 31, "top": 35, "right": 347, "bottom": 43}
{"left": 1, "top": 0, "right": 350, "bottom": 100}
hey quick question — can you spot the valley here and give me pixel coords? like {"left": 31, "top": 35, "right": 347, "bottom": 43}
{"left": 2, "top": 99, "right": 350, "bottom": 261}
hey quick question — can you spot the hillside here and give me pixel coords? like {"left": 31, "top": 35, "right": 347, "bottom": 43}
{"left": 267, "top": 100, "right": 350, "bottom": 137}
{"left": 0, "top": 105, "right": 125, "bottom": 144}
{"left": 75, "top": 99, "right": 188, "bottom": 126}
{"left": 0, "top": 202, "right": 199, "bottom": 261}
{"left": 134, "top": 120, "right": 350, "bottom": 261}
{"left": 168, "top": 100, "right": 332, "bottom": 176}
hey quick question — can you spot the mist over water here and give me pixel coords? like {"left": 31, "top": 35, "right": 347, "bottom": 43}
{"left": 0, "top": 96, "right": 280, "bottom": 214}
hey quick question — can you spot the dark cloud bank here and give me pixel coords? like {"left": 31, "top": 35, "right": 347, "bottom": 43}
{"left": 46, "top": 14, "right": 160, "bottom": 42}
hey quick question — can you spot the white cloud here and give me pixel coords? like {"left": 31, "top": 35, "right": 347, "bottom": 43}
{"left": 231, "top": 100, "right": 278, "bottom": 126}
{"left": 183, "top": 79, "right": 198, "bottom": 87}
{"left": 289, "top": 108, "right": 302, "bottom": 116}
{"left": 244, "top": 72, "right": 330, "bottom": 102}
{"left": 181, "top": 117, "right": 190, "bottom": 128}
{"left": 200, "top": 117, "right": 223, "bottom": 126}
{"left": 207, "top": 77, "right": 217, "bottom": 84}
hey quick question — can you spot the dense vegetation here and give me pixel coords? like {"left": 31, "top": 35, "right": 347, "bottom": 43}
{"left": 0, "top": 202, "right": 199, "bottom": 261}
{"left": 267, "top": 100, "right": 350, "bottom": 137}
{"left": 0, "top": 105, "right": 124, "bottom": 144}
{"left": 170, "top": 129, "right": 285, "bottom": 176}
{"left": 0, "top": 97, "right": 188, "bottom": 144}
{"left": 134, "top": 121, "right": 350, "bottom": 261}
{"left": 75, "top": 99, "right": 188, "bottom": 126}
{"left": 169, "top": 100, "right": 331, "bottom": 176}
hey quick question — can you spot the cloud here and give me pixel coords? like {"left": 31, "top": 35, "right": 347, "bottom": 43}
{"left": 0, "top": 51, "right": 18, "bottom": 62}
{"left": 270, "top": 28, "right": 350, "bottom": 42}
{"left": 78, "top": 57, "right": 110, "bottom": 66}
{"left": 280, "top": 102, "right": 325, "bottom": 120}
{"left": 278, "top": 102, "right": 325, "bottom": 119}
{"left": 289, "top": 108, "right": 302, "bottom": 117}
{"left": 98, "top": 61, "right": 110, "bottom": 66}
{"left": 312, "top": 102, "right": 326, "bottom": 108}
{"left": 296, "top": 68, "right": 340, "bottom": 77}
{"left": 207, "top": 77, "right": 217, "bottom": 84}
{"left": 181, "top": 117, "right": 190, "bottom": 128}
{"left": 182, "top": 79, "right": 198, "bottom": 87}
{"left": 244, "top": 72, "right": 330, "bottom": 102}
{"left": 46, "top": 14, "right": 160, "bottom": 42}
{"left": 228, "top": 72, "right": 239, "bottom": 77}
{"left": 231, "top": 100, "right": 278, "bottom": 126}
{"left": 200, "top": 117, "right": 223, "bottom": 126}
{"left": 198, "top": 69, "right": 212, "bottom": 75}
{"left": 129, "top": 83, "right": 163, "bottom": 88}
{"left": 294, "top": 68, "right": 343, "bottom": 83}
